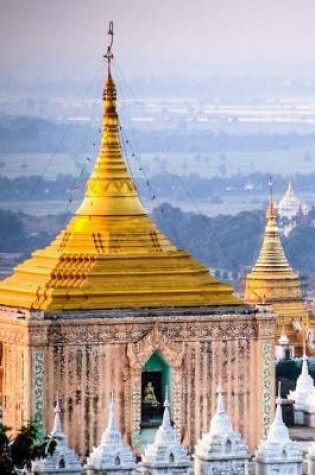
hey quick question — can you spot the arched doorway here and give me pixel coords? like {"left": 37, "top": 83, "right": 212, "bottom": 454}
{"left": 141, "top": 351, "right": 170, "bottom": 428}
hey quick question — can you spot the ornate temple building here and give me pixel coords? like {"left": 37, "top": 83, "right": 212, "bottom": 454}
{"left": 0, "top": 26, "right": 275, "bottom": 457}
{"left": 243, "top": 193, "right": 310, "bottom": 353}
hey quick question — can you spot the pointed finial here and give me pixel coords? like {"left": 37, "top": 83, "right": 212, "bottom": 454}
{"left": 266, "top": 175, "right": 278, "bottom": 222}
{"left": 303, "top": 332, "right": 307, "bottom": 358}
{"left": 107, "top": 390, "right": 116, "bottom": 430}
{"left": 164, "top": 385, "right": 170, "bottom": 408}
{"left": 275, "top": 381, "right": 283, "bottom": 423}
{"left": 216, "top": 381, "right": 225, "bottom": 414}
{"left": 162, "top": 386, "right": 171, "bottom": 428}
{"left": 104, "top": 21, "right": 114, "bottom": 74}
{"left": 277, "top": 381, "right": 281, "bottom": 401}
{"left": 51, "top": 392, "right": 64, "bottom": 438}
{"left": 269, "top": 175, "right": 273, "bottom": 207}
{"left": 301, "top": 336, "right": 309, "bottom": 378}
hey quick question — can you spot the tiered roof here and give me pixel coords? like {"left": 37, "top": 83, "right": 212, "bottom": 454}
{"left": 0, "top": 33, "right": 240, "bottom": 312}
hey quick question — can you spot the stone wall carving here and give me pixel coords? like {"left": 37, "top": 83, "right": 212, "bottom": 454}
{"left": 261, "top": 342, "right": 274, "bottom": 437}
{"left": 127, "top": 324, "right": 185, "bottom": 369}
{"left": 32, "top": 349, "right": 45, "bottom": 437}
{"left": 46, "top": 314, "right": 268, "bottom": 346}
{"left": 0, "top": 309, "right": 275, "bottom": 455}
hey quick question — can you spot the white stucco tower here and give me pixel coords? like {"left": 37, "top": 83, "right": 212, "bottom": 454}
{"left": 86, "top": 394, "right": 136, "bottom": 475}
{"left": 138, "top": 393, "right": 191, "bottom": 475}
{"left": 255, "top": 387, "right": 302, "bottom": 475}
{"left": 307, "top": 439, "right": 315, "bottom": 474}
{"left": 32, "top": 397, "right": 82, "bottom": 475}
{"left": 194, "top": 384, "right": 249, "bottom": 475}
{"left": 288, "top": 350, "right": 315, "bottom": 426}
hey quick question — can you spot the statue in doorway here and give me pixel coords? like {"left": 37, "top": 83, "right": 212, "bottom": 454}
{"left": 143, "top": 381, "right": 160, "bottom": 407}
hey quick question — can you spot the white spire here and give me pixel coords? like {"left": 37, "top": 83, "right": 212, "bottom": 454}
{"left": 87, "top": 393, "right": 136, "bottom": 473}
{"left": 256, "top": 385, "right": 302, "bottom": 470}
{"left": 288, "top": 347, "right": 315, "bottom": 407}
{"left": 209, "top": 384, "right": 233, "bottom": 437}
{"left": 267, "top": 383, "right": 290, "bottom": 443}
{"left": 51, "top": 393, "right": 65, "bottom": 441}
{"left": 154, "top": 388, "right": 176, "bottom": 445}
{"left": 139, "top": 389, "right": 191, "bottom": 475}
{"left": 301, "top": 337, "right": 308, "bottom": 375}
{"left": 161, "top": 386, "right": 171, "bottom": 429}
{"left": 100, "top": 392, "right": 122, "bottom": 446}
{"left": 194, "top": 383, "right": 249, "bottom": 474}
{"left": 107, "top": 391, "right": 116, "bottom": 430}
{"left": 31, "top": 395, "right": 81, "bottom": 474}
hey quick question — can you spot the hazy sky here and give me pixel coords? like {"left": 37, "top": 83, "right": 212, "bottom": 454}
{"left": 1, "top": 0, "right": 315, "bottom": 82}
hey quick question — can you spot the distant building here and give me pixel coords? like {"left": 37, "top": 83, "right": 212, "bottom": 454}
{"left": 243, "top": 193, "right": 310, "bottom": 354}
{"left": 278, "top": 181, "right": 313, "bottom": 236}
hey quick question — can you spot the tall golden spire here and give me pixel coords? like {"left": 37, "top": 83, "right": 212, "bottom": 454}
{"left": 76, "top": 21, "right": 145, "bottom": 218}
{"left": 0, "top": 24, "right": 240, "bottom": 311}
{"left": 253, "top": 177, "right": 291, "bottom": 273}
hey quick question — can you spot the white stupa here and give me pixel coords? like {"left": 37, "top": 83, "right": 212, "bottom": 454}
{"left": 138, "top": 391, "right": 191, "bottom": 475}
{"left": 275, "top": 326, "right": 294, "bottom": 360}
{"left": 32, "top": 396, "right": 82, "bottom": 475}
{"left": 278, "top": 181, "right": 303, "bottom": 220}
{"left": 288, "top": 347, "right": 315, "bottom": 426}
{"left": 255, "top": 385, "right": 302, "bottom": 475}
{"left": 194, "top": 384, "right": 249, "bottom": 475}
{"left": 307, "top": 438, "right": 315, "bottom": 474}
{"left": 86, "top": 394, "right": 136, "bottom": 475}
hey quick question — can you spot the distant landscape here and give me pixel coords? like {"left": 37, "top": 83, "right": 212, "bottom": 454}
{"left": 1, "top": 204, "right": 315, "bottom": 297}
{"left": 1, "top": 75, "right": 315, "bottom": 292}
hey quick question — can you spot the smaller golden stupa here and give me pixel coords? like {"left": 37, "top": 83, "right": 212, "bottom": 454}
{"left": 243, "top": 185, "right": 310, "bottom": 347}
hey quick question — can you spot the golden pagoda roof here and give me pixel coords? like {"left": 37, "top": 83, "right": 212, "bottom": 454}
{"left": 0, "top": 41, "right": 240, "bottom": 311}
{"left": 244, "top": 197, "right": 304, "bottom": 304}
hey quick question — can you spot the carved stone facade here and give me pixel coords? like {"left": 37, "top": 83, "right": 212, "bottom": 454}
{"left": 0, "top": 307, "right": 275, "bottom": 456}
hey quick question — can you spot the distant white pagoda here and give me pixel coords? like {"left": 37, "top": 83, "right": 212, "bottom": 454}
{"left": 277, "top": 181, "right": 310, "bottom": 236}
{"left": 138, "top": 391, "right": 191, "bottom": 475}
{"left": 288, "top": 348, "right": 315, "bottom": 426}
{"left": 278, "top": 181, "right": 303, "bottom": 220}
{"left": 32, "top": 396, "right": 81, "bottom": 475}
{"left": 194, "top": 384, "right": 249, "bottom": 475}
{"left": 255, "top": 385, "right": 302, "bottom": 475}
{"left": 86, "top": 394, "right": 136, "bottom": 475}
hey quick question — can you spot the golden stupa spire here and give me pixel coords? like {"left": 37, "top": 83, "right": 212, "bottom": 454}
{"left": 76, "top": 21, "right": 145, "bottom": 218}
{"left": 244, "top": 178, "right": 309, "bottom": 339}
{"left": 0, "top": 23, "right": 240, "bottom": 311}
{"left": 253, "top": 176, "right": 291, "bottom": 272}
